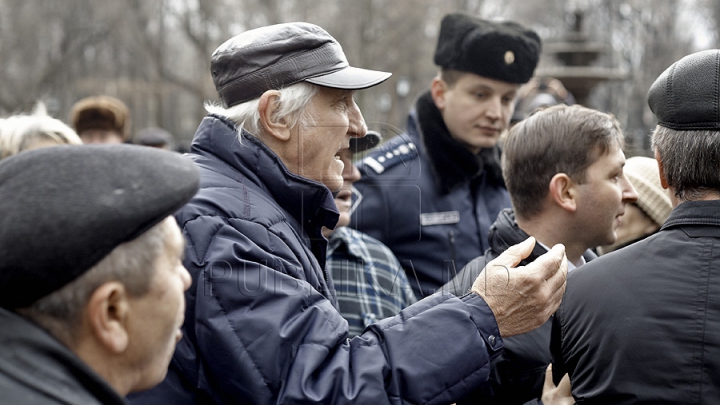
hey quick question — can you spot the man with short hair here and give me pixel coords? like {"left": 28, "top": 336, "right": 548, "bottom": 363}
{"left": 352, "top": 13, "right": 542, "bottom": 298}
{"left": 129, "top": 22, "right": 568, "bottom": 405}
{"left": 443, "top": 104, "right": 638, "bottom": 404}
{"left": 0, "top": 144, "right": 199, "bottom": 404}
{"left": 550, "top": 49, "right": 720, "bottom": 403}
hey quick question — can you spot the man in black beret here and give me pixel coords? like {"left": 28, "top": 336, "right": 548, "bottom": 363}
{"left": 0, "top": 144, "right": 199, "bottom": 404}
{"left": 550, "top": 49, "right": 720, "bottom": 403}
{"left": 351, "top": 13, "right": 542, "bottom": 299}
{"left": 129, "top": 22, "right": 569, "bottom": 405}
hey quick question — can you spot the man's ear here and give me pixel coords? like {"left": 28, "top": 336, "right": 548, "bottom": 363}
{"left": 258, "top": 90, "right": 291, "bottom": 141}
{"left": 430, "top": 76, "right": 447, "bottom": 111}
{"left": 548, "top": 173, "right": 578, "bottom": 212}
{"left": 85, "top": 282, "right": 130, "bottom": 354}
{"left": 654, "top": 149, "right": 670, "bottom": 189}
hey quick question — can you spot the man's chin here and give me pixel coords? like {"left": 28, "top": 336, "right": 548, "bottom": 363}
{"left": 323, "top": 177, "right": 343, "bottom": 194}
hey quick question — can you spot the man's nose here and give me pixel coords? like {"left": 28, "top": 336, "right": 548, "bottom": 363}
{"left": 621, "top": 175, "right": 639, "bottom": 203}
{"left": 347, "top": 99, "right": 367, "bottom": 139}
{"left": 485, "top": 97, "right": 502, "bottom": 121}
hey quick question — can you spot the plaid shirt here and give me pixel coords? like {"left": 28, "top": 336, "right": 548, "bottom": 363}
{"left": 327, "top": 227, "right": 417, "bottom": 337}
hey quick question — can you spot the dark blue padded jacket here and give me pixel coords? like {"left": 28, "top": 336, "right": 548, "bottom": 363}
{"left": 129, "top": 115, "right": 504, "bottom": 405}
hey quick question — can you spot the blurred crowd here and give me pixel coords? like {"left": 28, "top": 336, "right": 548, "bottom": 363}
{"left": 0, "top": 95, "right": 177, "bottom": 160}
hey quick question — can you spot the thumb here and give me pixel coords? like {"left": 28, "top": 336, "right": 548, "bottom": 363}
{"left": 543, "top": 364, "right": 555, "bottom": 391}
{"left": 489, "top": 236, "right": 536, "bottom": 269}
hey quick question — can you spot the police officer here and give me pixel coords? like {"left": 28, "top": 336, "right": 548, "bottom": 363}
{"left": 352, "top": 13, "right": 542, "bottom": 297}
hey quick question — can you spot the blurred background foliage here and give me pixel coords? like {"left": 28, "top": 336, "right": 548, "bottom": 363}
{"left": 0, "top": 0, "right": 717, "bottom": 153}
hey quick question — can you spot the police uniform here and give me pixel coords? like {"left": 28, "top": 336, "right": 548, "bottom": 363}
{"left": 351, "top": 14, "right": 541, "bottom": 297}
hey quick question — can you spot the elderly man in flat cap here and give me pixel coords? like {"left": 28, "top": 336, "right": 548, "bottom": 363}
{"left": 0, "top": 145, "right": 199, "bottom": 404}
{"left": 549, "top": 49, "right": 720, "bottom": 403}
{"left": 351, "top": 13, "right": 543, "bottom": 299}
{"left": 129, "top": 22, "right": 568, "bottom": 405}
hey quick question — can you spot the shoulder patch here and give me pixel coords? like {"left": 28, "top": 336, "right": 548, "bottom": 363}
{"left": 359, "top": 134, "right": 419, "bottom": 174}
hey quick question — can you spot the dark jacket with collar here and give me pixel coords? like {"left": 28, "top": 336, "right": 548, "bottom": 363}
{"left": 552, "top": 200, "right": 720, "bottom": 404}
{"left": 352, "top": 91, "right": 511, "bottom": 298}
{"left": 130, "top": 115, "right": 507, "bottom": 405}
{"left": 442, "top": 209, "right": 596, "bottom": 405}
{"left": 0, "top": 308, "right": 125, "bottom": 405}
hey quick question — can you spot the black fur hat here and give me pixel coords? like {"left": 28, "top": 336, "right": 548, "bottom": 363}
{"left": 434, "top": 13, "right": 541, "bottom": 84}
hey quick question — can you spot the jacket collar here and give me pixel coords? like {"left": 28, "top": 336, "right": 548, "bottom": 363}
{"left": 328, "top": 227, "right": 367, "bottom": 260}
{"left": 486, "top": 208, "right": 598, "bottom": 265}
{"left": 190, "top": 115, "right": 340, "bottom": 233}
{"left": 0, "top": 308, "right": 125, "bottom": 405}
{"left": 661, "top": 199, "right": 720, "bottom": 233}
{"left": 486, "top": 209, "right": 547, "bottom": 265}
{"left": 413, "top": 91, "right": 504, "bottom": 193}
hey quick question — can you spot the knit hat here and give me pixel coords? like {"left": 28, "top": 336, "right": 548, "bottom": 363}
{"left": 624, "top": 156, "right": 672, "bottom": 226}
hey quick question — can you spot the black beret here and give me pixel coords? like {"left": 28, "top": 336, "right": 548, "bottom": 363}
{"left": 434, "top": 13, "right": 541, "bottom": 84}
{"left": 648, "top": 49, "right": 720, "bottom": 130}
{"left": 211, "top": 22, "right": 391, "bottom": 107}
{"left": 0, "top": 144, "right": 200, "bottom": 308}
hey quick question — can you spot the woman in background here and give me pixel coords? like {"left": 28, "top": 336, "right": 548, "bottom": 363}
{"left": 598, "top": 156, "right": 672, "bottom": 254}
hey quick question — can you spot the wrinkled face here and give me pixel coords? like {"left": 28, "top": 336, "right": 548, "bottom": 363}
{"left": 126, "top": 218, "right": 191, "bottom": 392}
{"left": 334, "top": 148, "right": 362, "bottom": 228}
{"left": 79, "top": 129, "right": 124, "bottom": 144}
{"left": 435, "top": 72, "right": 519, "bottom": 153}
{"left": 294, "top": 87, "right": 366, "bottom": 192}
{"left": 573, "top": 147, "right": 639, "bottom": 248}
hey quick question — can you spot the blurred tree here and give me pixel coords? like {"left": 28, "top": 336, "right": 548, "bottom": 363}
{"left": 0, "top": 0, "right": 714, "bottom": 154}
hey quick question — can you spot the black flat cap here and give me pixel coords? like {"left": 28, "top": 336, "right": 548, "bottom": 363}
{"left": 0, "top": 144, "right": 199, "bottom": 308}
{"left": 211, "top": 22, "right": 392, "bottom": 107}
{"left": 434, "top": 13, "right": 541, "bottom": 84}
{"left": 648, "top": 49, "right": 720, "bottom": 130}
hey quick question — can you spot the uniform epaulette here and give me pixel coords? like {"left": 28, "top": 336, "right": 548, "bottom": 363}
{"left": 358, "top": 134, "right": 419, "bottom": 174}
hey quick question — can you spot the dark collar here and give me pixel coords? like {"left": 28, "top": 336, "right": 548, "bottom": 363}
{"left": 414, "top": 91, "right": 504, "bottom": 193}
{"left": 190, "top": 115, "right": 339, "bottom": 233}
{"left": 0, "top": 308, "right": 125, "bottom": 405}
{"left": 661, "top": 200, "right": 720, "bottom": 230}
{"left": 487, "top": 209, "right": 547, "bottom": 265}
{"left": 488, "top": 208, "right": 598, "bottom": 265}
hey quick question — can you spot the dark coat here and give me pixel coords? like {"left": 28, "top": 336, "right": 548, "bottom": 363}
{"left": 129, "top": 115, "right": 506, "bottom": 405}
{"left": 352, "top": 91, "right": 511, "bottom": 298}
{"left": 552, "top": 200, "right": 720, "bottom": 404}
{"left": 443, "top": 209, "right": 595, "bottom": 405}
{"left": 0, "top": 308, "right": 125, "bottom": 405}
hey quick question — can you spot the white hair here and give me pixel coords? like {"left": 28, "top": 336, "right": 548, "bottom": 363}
{"left": 0, "top": 103, "right": 82, "bottom": 160}
{"left": 205, "top": 82, "right": 319, "bottom": 139}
